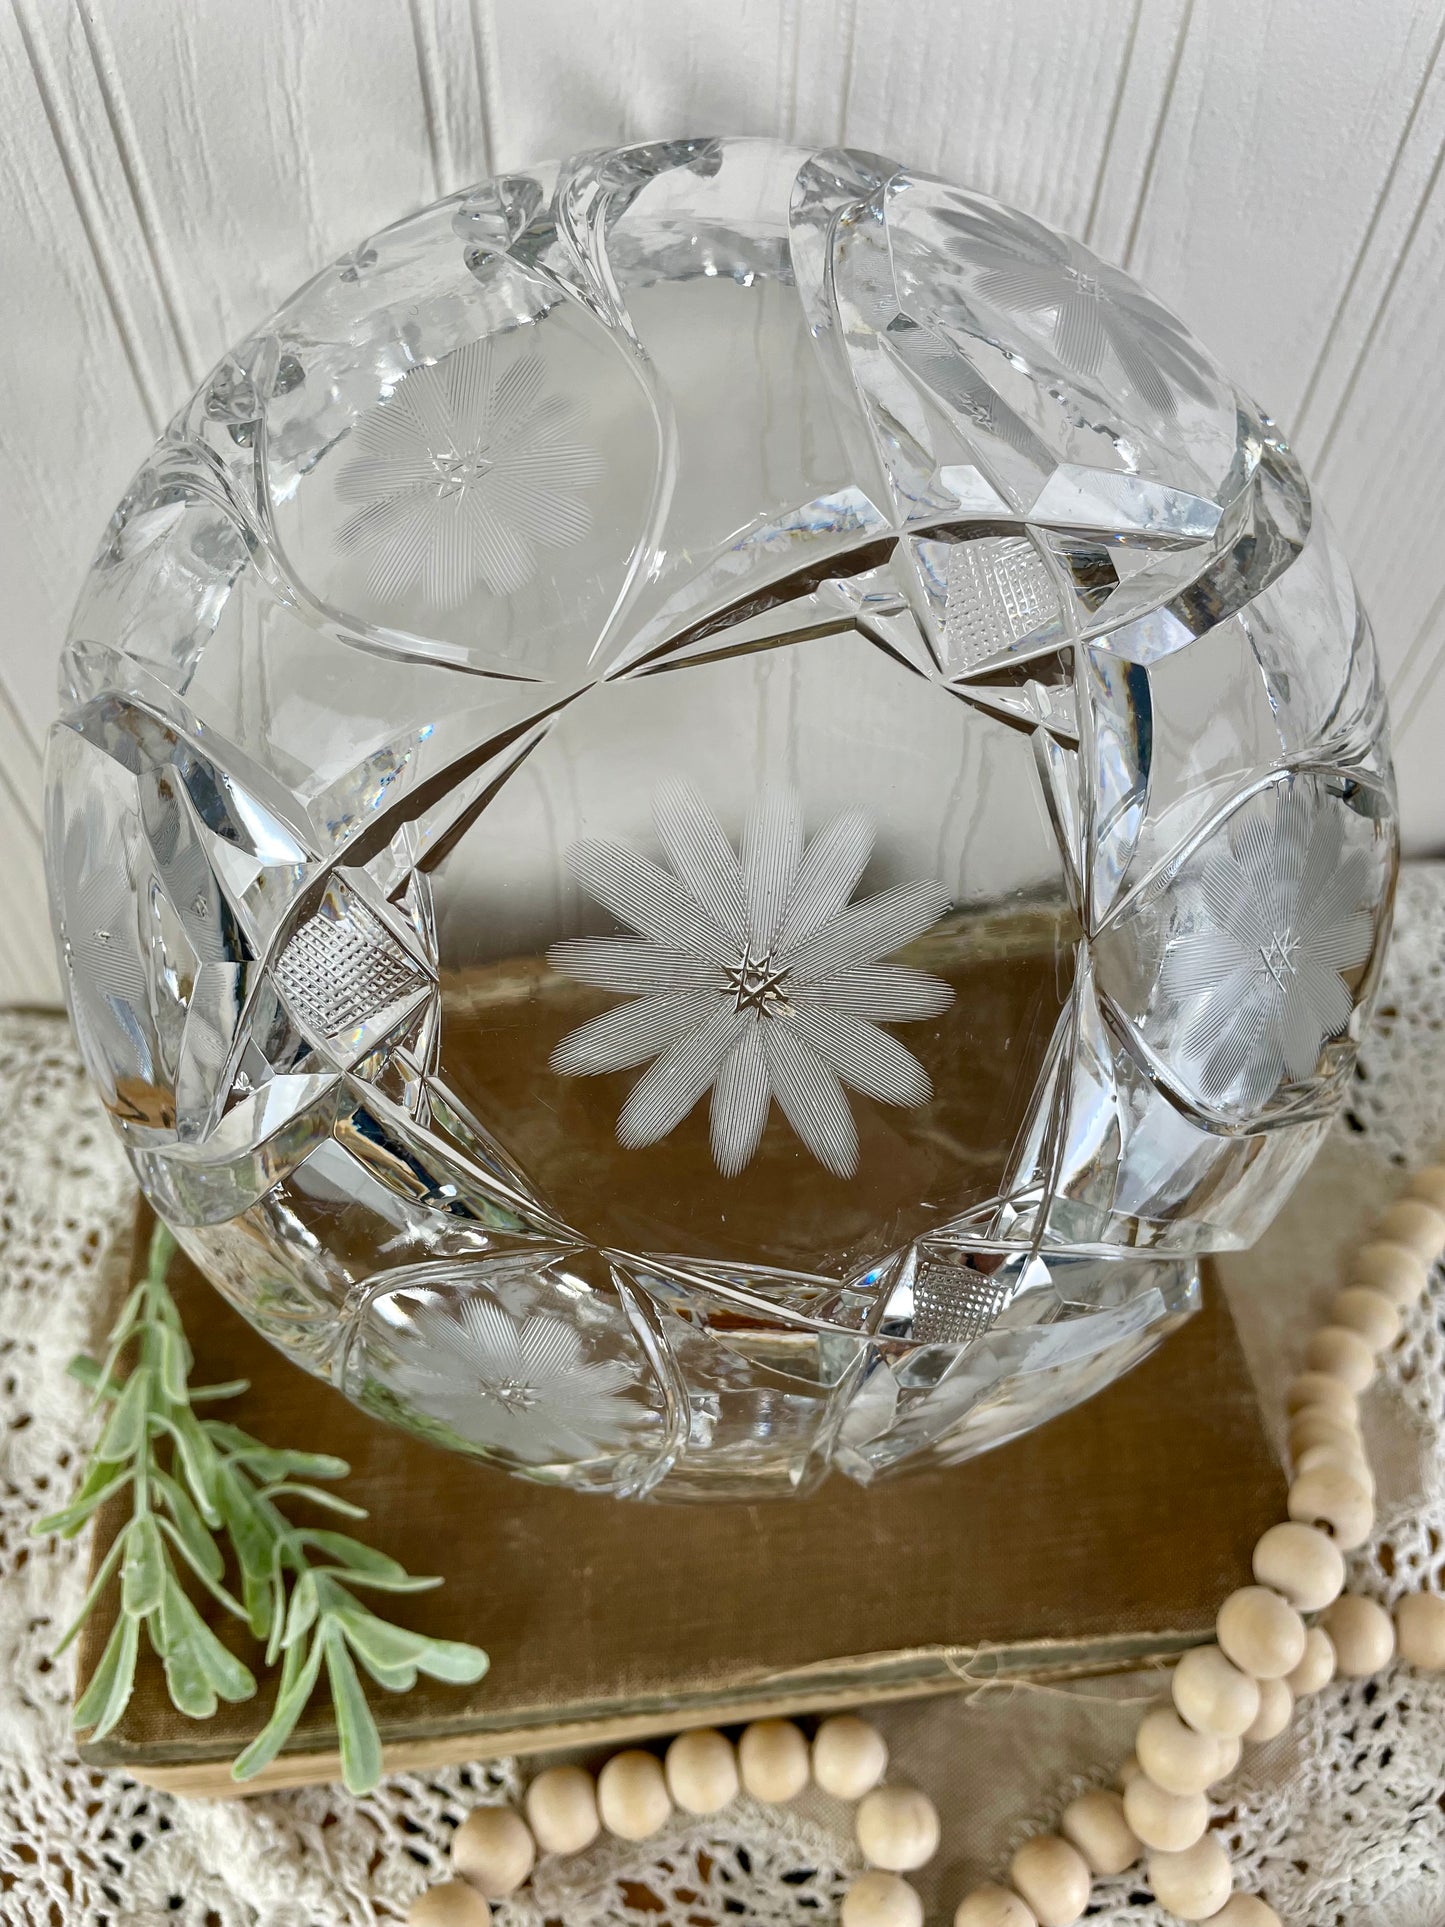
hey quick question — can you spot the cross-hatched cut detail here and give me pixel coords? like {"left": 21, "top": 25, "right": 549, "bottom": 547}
{"left": 941, "top": 536, "right": 1058, "bottom": 675}
{"left": 273, "top": 883, "right": 427, "bottom": 1042}
{"left": 912, "top": 1255, "right": 1015, "bottom": 1345}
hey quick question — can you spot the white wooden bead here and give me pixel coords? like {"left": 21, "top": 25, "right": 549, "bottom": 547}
{"left": 1287, "top": 1464, "right": 1374, "bottom": 1550}
{"left": 665, "top": 1729, "right": 738, "bottom": 1815}
{"left": 597, "top": 1751, "right": 672, "bottom": 1841}
{"left": 1286, "top": 1410, "right": 1359, "bottom": 1463}
{"left": 452, "top": 1807, "right": 534, "bottom": 1898}
{"left": 1210, "top": 1897, "right": 1282, "bottom": 1927}
{"left": 1008, "top": 1835, "right": 1091, "bottom": 1927}
{"left": 738, "top": 1721, "right": 810, "bottom": 1803}
{"left": 953, "top": 1884, "right": 1039, "bottom": 1927}
{"left": 408, "top": 1883, "right": 492, "bottom": 1927}
{"left": 1286, "top": 1627, "right": 1336, "bottom": 1697}
{"left": 856, "top": 1787, "right": 940, "bottom": 1872}
{"left": 1395, "top": 1591, "right": 1445, "bottom": 1670}
{"left": 1294, "top": 1456, "right": 1371, "bottom": 1549}
{"left": 1304, "top": 1325, "right": 1376, "bottom": 1393}
{"left": 1330, "top": 1286, "right": 1401, "bottom": 1352}
{"left": 1348, "top": 1240, "right": 1429, "bottom": 1307}
{"left": 841, "top": 1871, "right": 924, "bottom": 1927}
{"left": 524, "top": 1766, "right": 600, "bottom": 1856}
{"left": 1243, "top": 1677, "right": 1292, "bottom": 1743}
{"left": 1252, "top": 1521, "right": 1346, "bottom": 1612}
{"left": 1172, "top": 1645, "right": 1260, "bottom": 1739}
{"left": 1283, "top": 1372, "right": 1357, "bottom": 1419}
{"left": 812, "top": 1715, "right": 888, "bottom": 1800}
{"left": 1405, "top": 1163, "right": 1445, "bottom": 1215}
{"left": 1216, "top": 1587, "right": 1307, "bottom": 1680}
{"left": 1147, "top": 1836, "right": 1234, "bottom": 1920}
{"left": 1117, "top": 1754, "right": 1142, "bottom": 1790}
{"left": 1059, "top": 1788, "right": 1139, "bottom": 1876}
{"left": 1135, "top": 1708, "right": 1232, "bottom": 1796}
{"left": 1321, "top": 1594, "right": 1395, "bottom": 1676}
{"left": 1122, "top": 1775, "right": 1209, "bottom": 1851}
{"left": 1293, "top": 1441, "right": 1374, "bottom": 1496}
{"left": 1375, "top": 1197, "right": 1445, "bottom": 1264}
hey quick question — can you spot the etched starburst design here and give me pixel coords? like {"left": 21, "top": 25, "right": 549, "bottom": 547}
{"left": 547, "top": 783, "right": 955, "bottom": 1178}
{"left": 334, "top": 339, "right": 602, "bottom": 608}
{"left": 1158, "top": 786, "right": 1376, "bottom": 1114}
{"left": 386, "top": 1295, "right": 641, "bottom": 1463}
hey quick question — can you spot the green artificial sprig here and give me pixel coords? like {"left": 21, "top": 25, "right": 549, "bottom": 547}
{"left": 34, "top": 1224, "right": 487, "bottom": 1792}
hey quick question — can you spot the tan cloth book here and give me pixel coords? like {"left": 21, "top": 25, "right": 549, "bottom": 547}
{"left": 74, "top": 1206, "right": 1284, "bottom": 1796}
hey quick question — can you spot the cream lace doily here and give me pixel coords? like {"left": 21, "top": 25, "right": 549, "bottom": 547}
{"left": 3, "top": 868, "right": 1444, "bottom": 1927}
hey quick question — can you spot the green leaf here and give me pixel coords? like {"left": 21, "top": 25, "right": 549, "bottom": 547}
{"left": 188, "top": 1378, "right": 250, "bottom": 1404}
{"left": 73, "top": 1611, "right": 139, "bottom": 1740}
{"left": 307, "top": 1569, "right": 441, "bottom": 1596}
{"left": 333, "top": 1601, "right": 488, "bottom": 1686}
{"left": 52, "top": 1531, "right": 126, "bottom": 1657}
{"left": 215, "top": 1467, "right": 276, "bottom": 1592}
{"left": 165, "top": 1414, "right": 223, "bottom": 1526}
{"left": 323, "top": 1621, "right": 383, "bottom": 1795}
{"left": 90, "top": 1282, "right": 148, "bottom": 1403}
{"left": 32, "top": 1465, "right": 132, "bottom": 1539}
{"left": 95, "top": 1367, "right": 151, "bottom": 1464}
{"left": 146, "top": 1221, "right": 177, "bottom": 1284}
{"left": 120, "top": 1514, "right": 166, "bottom": 1618}
{"left": 155, "top": 1323, "right": 191, "bottom": 1405}
{"left": 208, "top": 1426, "right": 350, "bottom": 1484}
{"left": 295, "top": 1531, "right": 404, "bottom": 1578}
{"left": 281, "top": 1570, "right": 319, "bottom": 1651}
{"left": 155, "top": 1519, "right": 248, "bottom": 1619}
{"left": 257, "top": 1482, "right": 368, "bottom": 1519}
{"left": 231, "top": 1631, "right": 324, "bottom": 1783}
{"left": 152, "top": 1469, "right": 223, "bottom": 1582}
{"left": 157, "top": 1575, "right": 255, "bottom": 1716}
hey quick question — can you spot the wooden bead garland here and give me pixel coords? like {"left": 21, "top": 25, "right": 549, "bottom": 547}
{"left": 524, "top": 1764, "right": 599, "bottom": 1855}
{"left": 452, "top": 1806, "right": 534, "bottom": 1896}
{"left": 841, "top": 1869, "right": 925, "bottom": 1927}
{"left": 403, "top": 1170, "right": 1445, "bottom": 1927}
{"left": 1008, "top": 1835, "right": 1091, "bottom": 1926}
{"left": 664, "top": 1727, "right": 738, "bottom": 1815}
{"left": 1251, "top": 1520, "right": 1345, "bottom": 1611}
{"left": 856, "top": 1786, "right": 941, "bottom": 1872}
{"left": 597, "top": 1749, "right": 672, "bottom": 1840}
{"left": 738, "top": 1717, "right": 811, "bottom": 1803}
{"left": 1058, "top": 1788, "right": 1138, "bottom": 1876}
{"left": 1320, "top": 1593, "right": 1395, "bottom": 1676}
{"left": 1395, "top": 1590, "right": 1445, "bottom": 1669}
{"left": 814, "top": 1713, "right": 890, "bottom": 1800}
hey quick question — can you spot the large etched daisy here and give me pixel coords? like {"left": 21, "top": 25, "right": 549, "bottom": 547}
{"left": 335, "top": 339, "right": 602, "bottom": 608}
{"left": 547, "top": 784, "right": 955, "bottom": 1178}
{"left": 1158, "top": 785, "right": 1376, "bottom": 1115}
{"left": 942, "top": 201, "right": 1213, "bottom": 417}
{"left": 386, "top": 1295, "right": 642, "bottom": 1464}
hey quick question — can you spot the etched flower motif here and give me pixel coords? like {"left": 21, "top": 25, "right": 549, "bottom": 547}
{"left": 386, "top": 1294, "right": 641, "bottom": 1463}
{"left": 335, "top": 339, "right": 602, "bottom": 608}
{"left": 1157, "top": 786, "right": 1376, "bottom": 1115}
{"left": 947, "top": 203, "right": 1212, "bottom": 416}
{"left": 547, "top": 784, "right": 955, "bottom": 1178}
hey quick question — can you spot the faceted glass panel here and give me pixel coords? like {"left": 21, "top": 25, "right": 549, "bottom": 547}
{"left": 46, "top": 138, "right": 1396, "bottom": 1497}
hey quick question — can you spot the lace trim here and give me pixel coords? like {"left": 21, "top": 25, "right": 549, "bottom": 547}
{"left": 3, "top": 869, "right": 1444, "bottom": 1923}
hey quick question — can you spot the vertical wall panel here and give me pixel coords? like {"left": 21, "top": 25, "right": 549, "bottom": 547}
{"left": 3, "top": 0, "right": 1445, "bottom": 1007}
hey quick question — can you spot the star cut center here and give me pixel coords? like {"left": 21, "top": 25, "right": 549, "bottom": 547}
{"left": 1259, "top": 931, "right": 1300, "bottom": 992}
{"left": 724, "top": 945, "right": 793, "bottom": 1018}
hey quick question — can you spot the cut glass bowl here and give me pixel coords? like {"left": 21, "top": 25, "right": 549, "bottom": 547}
{"left": 45, "top": 137, "right": 1397, "bottom": 1499}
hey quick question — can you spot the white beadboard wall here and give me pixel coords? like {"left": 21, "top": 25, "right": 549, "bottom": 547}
{"left": 3, "top": 0, "right": 1444, "bottom": 1005}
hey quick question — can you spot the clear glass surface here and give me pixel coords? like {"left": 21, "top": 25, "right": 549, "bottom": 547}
{"left": 45, "top": 138, "right": 1397, "bottom": 1497}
